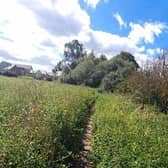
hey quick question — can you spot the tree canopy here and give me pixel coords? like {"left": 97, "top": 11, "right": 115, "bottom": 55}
{"left": 53, "top": 40, "right": 139, "bottom": 92}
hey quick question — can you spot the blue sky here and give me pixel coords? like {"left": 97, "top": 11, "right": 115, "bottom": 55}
{"left": 0, "top": 0, "right": 167, "bottom": 71}
{"left": 80, "top": 0, "right": 168, "bottom": 47}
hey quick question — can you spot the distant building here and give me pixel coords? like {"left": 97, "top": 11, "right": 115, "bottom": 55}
{"left": 0, "top": 61, "right": 33, "bottom": 76}
{"left": 0, "top": 61, "right": 12, "bottom": 72}
{"left": 5, "top": 64, "right": 33, "bottom": 76}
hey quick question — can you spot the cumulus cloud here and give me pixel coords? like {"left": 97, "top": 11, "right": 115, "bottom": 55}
{"left": 83, "top": 0, "right": 100, "bottom": 8}
{"left": 129, "top": 22, "right": 167, "bottom": 44}
{"left": 83, "top": 30, "right": 147, "bottom": 66}
{"left": 83, "top": 0, "right": 108, "bottom": 8}
{"left": 0, "top": 0, "right": 66, "bottom": 70}
{"left": 113, "top": 12, "right": 127, "bottom": 29}
{"left": 20, "top": 0, "right": 90, "bottom": 36}
{"left": 0, "top": 0, "right": 166, "bottom": 71}
{"left": 147, "top": 48, "right": 161, "bottom": 57}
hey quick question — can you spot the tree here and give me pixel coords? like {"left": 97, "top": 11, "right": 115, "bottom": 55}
{"left": 52, "top": 61, "right": 64, "bottom": 74}
{"left": 61, "top": 53, "right": 96, "bottom": 85}
{"left": 53, "top": 40, "right": 86, "bottom": 75}
{"left": 100, "top": 71, "right": 122, "bottom": 92}
{"left": 118, "top": 51, "right": 139, "bottom": 69}
{"left": 64, "top": 40, "right": 86, "bottom": 69}
{"left": 99, "top": 54, "right": 107, "bottom": 61}
{"left": 53, "top": 40, "right": 139, "bottom": 92}
{"left": 61, "top": 52, "right": 109, "bottom": 87}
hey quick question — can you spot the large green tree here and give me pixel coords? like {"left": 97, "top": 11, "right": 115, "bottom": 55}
{"left": 53, "top": 40, "right": 86, "bottom": 74}
{"left": 64, "top": 39, "right": 86, "bottom": 69}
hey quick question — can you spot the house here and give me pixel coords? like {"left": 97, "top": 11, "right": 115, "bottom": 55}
{"left": 5, "top": 64, "right": 33, "bottom": 76}
{"left": 0, "top": 61, "right": 33, "bottom": 76}
{"left": 0, "top": 61, "right": 12, "bottom": 73}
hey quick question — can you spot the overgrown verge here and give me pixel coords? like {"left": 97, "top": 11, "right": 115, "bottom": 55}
{"left": 116, "top": 51, "right": 168, "bottom": 114}
{"left": 89, "top": 94, "right": 168, "bottom": 167}
{"left": 0, "top": 76, "right": 96, "bottom": 168}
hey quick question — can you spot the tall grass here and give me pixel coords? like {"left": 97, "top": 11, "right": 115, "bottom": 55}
{"left": 89, "top": 94, "right": 168, "bottom": 167}
{"left": 0, "top": 76, "right": 96, "bottom": 168}
{"left": 116, "top": 50, "right": 168, "bottom": 113}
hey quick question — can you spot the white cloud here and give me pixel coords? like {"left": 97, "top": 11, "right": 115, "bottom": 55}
{"left": 21, "top": 0, "right": 90, "bottom": 36}
{"left": 113, "top": 12, "right": 127, "bottom": 29}
{"left": 83, "top": 0, "right": 108, "bottom": 8}
{"left": 147, "top": 48, "right": 161, "bottom": 56}
{"left": 84, "top": 0, "right": 100, "bottom": 8}
{"left": 129, "top": 22, "right": 167, "bottom": 45}
{"left": 0, "top": 0, "right": 166, "bottom": 71}
{"left": 0, "top": 0, "right": 90, "bottom": 71}
{"left": 82, "top": 30, "right": 147, "bottom": 66}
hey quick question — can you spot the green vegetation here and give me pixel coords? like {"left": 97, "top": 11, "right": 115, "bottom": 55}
{"left": 0, "top": 76, "right": 167, "bottom": 168}
{"left": 89, "top": 94, "right": 168, "bottom": 167}
{"left": 53, "top": 40, "right": 168, "bottom": 114}
{"left": 0, "top": 76, "right": 96, "bottom": 167}
{"left": 116, "top": 51, "right": 168, "bottom": 114}
{"left": 53, "top": 40, "right": 139, "bottom": 92}
{"left": 0, "top": 46, "right": 168, "bottom": 168}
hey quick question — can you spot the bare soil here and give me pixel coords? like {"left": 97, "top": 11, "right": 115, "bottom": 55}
{"left": 73, "top": 114, "right": 93, "bottom": 168}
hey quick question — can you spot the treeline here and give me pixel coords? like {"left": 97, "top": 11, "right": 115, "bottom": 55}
{"left": 53, "top": 40, "right": 139, "bottom": 92}
{"left": 53, "top": 40, "right": 168, "bottom": 113}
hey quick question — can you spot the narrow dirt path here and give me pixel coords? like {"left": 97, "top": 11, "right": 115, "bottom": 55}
{"left": 73, "top": 113, "right": 93, "bottom": 168}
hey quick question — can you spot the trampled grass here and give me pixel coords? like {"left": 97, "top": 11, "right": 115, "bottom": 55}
{"left": 89, "top": 94, "right": 168, "bottom": 168}
{"left": 0, "top": 76, "right": 96, "bottom": 168}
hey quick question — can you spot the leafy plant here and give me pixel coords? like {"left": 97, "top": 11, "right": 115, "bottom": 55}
{"left": 89, "top": 94, "right": 168, "bottom": 167}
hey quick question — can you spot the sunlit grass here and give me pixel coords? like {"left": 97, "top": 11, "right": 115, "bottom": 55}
{"left": 0, "top": 76, "right": 96, "bottom": 168}
{"left": 90, "top": 94, "right": 168, "bottom": 168}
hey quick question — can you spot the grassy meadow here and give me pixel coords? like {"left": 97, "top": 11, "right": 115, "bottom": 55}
{"left": 89, "top": 94, "right": 168, "bottom": 167}
{"left": 0, "top": 76, "right": 167, "bottom": 168}
{"left": 0, "top": 76, "right": 96, "bottom": 167}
